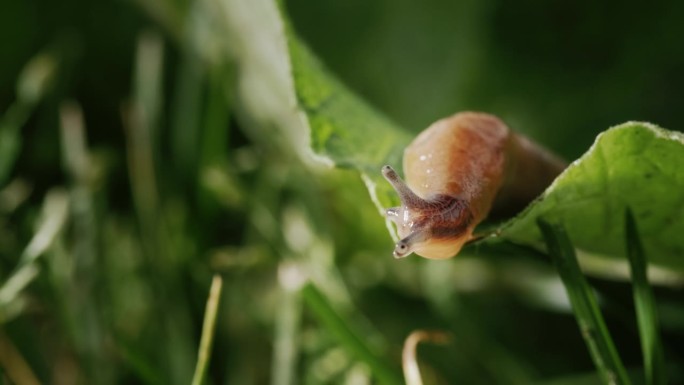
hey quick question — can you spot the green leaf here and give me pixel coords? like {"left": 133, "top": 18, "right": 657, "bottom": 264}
{"left": 501, "top": 123, "right": 684, "bottom": 270}
{"left": 278, "top": 4, "right": 410, "bottom": 207}
{"left": 537, "top": 218, "right": 631, "bottom": 385}
{"left": 625, "top": 209, "right": 666, "bottom": 385}
{"left": 276, "top": 2, "right": 684, "bottom": 269}
{"left": 282, "top": 18, "right": 409, "bottom": 172}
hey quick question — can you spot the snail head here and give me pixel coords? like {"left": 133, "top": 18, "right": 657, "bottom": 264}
{"left": 381, "top": 165, "right": 473, "bottom": 259}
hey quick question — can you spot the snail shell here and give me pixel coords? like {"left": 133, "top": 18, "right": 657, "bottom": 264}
{"left": 383, "top": 112, "right": 566, "bottom": 259}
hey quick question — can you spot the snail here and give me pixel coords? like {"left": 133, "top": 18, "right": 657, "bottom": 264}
{"left": 382, "top": 112, "right": 566, "bottom": 259}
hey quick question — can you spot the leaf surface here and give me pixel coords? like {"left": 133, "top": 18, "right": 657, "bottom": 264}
{"left": 278, "top": 4, "right": 684, "bottom": 270}
{"left": 502, "top": 123, "right": 684, "bottom": 269}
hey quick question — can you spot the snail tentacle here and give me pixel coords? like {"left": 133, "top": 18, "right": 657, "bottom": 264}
{"left": 381, "top": 112, "right": 566, "bottom": 259}
{"left": 394, "top": 231, "right": 428, "bottom": 258}
{"left": 382, "top": 165, "right": 425, "bottom": 209}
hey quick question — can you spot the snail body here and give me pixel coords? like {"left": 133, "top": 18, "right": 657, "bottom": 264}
{"left": 382, "top": 112, "right": 566, "bottom": 259}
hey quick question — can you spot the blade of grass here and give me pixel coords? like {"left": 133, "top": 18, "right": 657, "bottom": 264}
{"left": 199, "top": 65, "right": 232, "bottom": 169}
{"left": 60, "top": 100, "right": 115, "bottom": 384}
{"left": 0, "top": 189, "right": 69, "bottom": 320}
{"left": 0, "top": 330, "right": 40, "bottom": 385}
{"left": 625, "top": 209, "right": 666, "bottom": 385}
{"left": 0, "top": 51, "right": 58, "bottom": 186}
{"left": 124, "top": 30, "right": 196, "bottom": 385}
{"left": 537, "top": 218, "right": 631, "bottom": 385}
{"left": 271, "top": 263, "right": 303, "bottom": 385}
{"left": 197, "top": 65, "right": 233, "bottom": 215}
{"left": 190, "top": 275, "right": 223, "bottom": 385}
{"left": 127, "top": 30, "right": 164, "bottom": 229}
{"left": 170, "top": 47, "right": 203, "bottom": 183}
{"left": 301, "top": 283, "right": 403, "bottom": 385}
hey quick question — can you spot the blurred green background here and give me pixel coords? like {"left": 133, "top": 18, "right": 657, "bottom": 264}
{"left": 1, "top": 0, "right": 684, "bottom": 384}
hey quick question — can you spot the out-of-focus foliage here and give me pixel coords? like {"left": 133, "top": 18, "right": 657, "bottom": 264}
{"left": 1, "top": 0, "right": 684, "bottom": 384}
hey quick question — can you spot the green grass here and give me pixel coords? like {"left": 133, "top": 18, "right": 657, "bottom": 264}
{"left": 539, "top": 214, "right": 669, "bottom": 385}
{"left": 1, "top": 0, "right": 683, "bottom": 384}
{"left": 190, "top": 275, "right": 223, "bottom": 385}
{"left": 625, "top": 209, "right": 666, "bottom": 385}
{"left": 538, "top": 218, "right": 631, "bottom": 385}
{"left": 301, "top": 283, "right": 403, "bottom": 385}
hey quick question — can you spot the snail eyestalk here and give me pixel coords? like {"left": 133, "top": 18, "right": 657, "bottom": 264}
{"left": 381, "top": 112, "right": 566, "bottom": 259}
{"left": 382, "top": 164, "right": 430, "bottom": 258}
{"left": 393, "top": 231, "right": 428, "bottom": 259}
{"left": 382, "top": 165, "right": 424, "bottom": 208}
